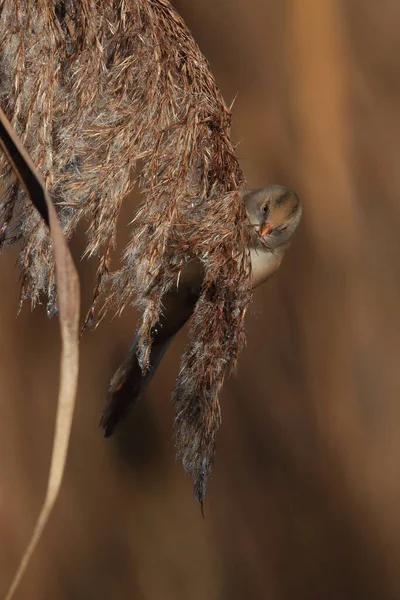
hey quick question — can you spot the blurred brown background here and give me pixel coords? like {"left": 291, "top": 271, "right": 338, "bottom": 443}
{"left": 2, "top": 1, "right": 400, "bottom": 598}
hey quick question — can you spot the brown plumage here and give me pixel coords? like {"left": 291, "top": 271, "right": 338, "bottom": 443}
{"left": 101, "top": 186, "right": 302, "bottom": 502}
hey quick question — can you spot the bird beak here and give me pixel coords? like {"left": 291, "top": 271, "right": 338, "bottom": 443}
{"left": 259, "top": 222, "right": 272, "bottom": 237}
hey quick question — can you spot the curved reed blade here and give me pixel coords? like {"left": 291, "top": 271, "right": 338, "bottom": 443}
{"left": 0, "top": 107, "right": 80, "bottom": 600}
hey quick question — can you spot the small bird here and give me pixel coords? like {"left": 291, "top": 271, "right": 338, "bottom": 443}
{"left": 100, "top": 185, "right": 302, "bottom": 436}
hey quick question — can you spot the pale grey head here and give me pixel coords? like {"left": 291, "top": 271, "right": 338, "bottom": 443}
{"left": 242, "top": 185, "right": 302, "bottom": 251}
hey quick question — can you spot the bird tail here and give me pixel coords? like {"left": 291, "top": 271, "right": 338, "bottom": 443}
{"left": 100, "top": 260, "right": 203, "bottom": 437}
{"left": 100, "top": 333, "right": 174, "bottom": 437}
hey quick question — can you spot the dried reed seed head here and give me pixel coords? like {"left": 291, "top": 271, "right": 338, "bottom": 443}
{"left": 0, "top": 0, "right": 253, "bottom": 501}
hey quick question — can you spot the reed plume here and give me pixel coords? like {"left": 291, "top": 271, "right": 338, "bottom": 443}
{"left": 0, "top": 0, "right": 252, "bottom": 501}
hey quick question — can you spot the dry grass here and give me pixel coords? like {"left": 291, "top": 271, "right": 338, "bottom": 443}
{"left": 0, "top": 0, "right": 252, "bottom": 501}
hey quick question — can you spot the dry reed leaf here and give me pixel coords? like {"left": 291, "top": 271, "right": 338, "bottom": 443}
{"left": 0, "top": 0, "right": 252, "bottom": 502}
{"left": 0, "top": 107, "right": 80, "bottom": 600}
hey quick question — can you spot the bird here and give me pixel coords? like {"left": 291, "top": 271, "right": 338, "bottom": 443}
{"left": 100, "top": 185, "right": 302, "bottom": 437}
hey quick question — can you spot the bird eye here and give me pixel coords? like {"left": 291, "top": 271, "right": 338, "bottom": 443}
{"left": 262, "top": 203, "right": 269, "bottom": 215}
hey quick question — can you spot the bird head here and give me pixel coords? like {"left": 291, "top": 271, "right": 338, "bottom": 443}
{"left": 242, "top": 185, "right": 302, "bottom": 251}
